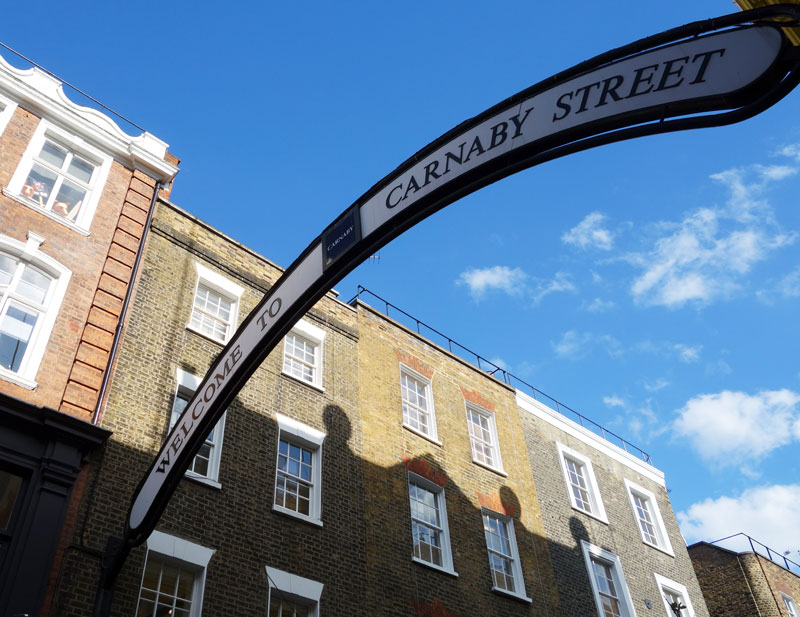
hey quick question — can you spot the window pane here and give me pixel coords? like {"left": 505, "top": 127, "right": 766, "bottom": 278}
{"left": 135, "top": 599, "right": 155, "bottom": 617}
{"left": 0, "top": 303, "right": 39, "bottom": 372}
{"left": 0, "top": 254, "right": 15, "bottom": 287}
{"left": 67, "top": 155, "right": 94, "bottom": 183}
{"left": 39, "top": 141, "right": 67, "bottom": 168}
{"left": 23, "top": 164, "right": 57, "bottom": 205}
{"left": 0, "top": 470, "right": 23, "bottom": 529}
{"left": 137, "top": 558, "right": 194, "bottom": 617}
{"left": 141, "top": 560, "right": 161, "bottom": 592}
{"left": 402, "top": 372, "right": 431, "bottom": 434}
{"left": 18, "top": 265, "right": 51, "bottom": 304}
{"left": 53, "top": 179, "right": 86, "bottom": 219}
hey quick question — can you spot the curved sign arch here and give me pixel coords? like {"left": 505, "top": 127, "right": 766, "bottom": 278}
{"left": 123, "top": 4, "right": 800, "bottom": 563}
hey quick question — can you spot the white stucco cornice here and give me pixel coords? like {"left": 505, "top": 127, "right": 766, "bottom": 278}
{"left": 0, "top": 54, "right": 178, "bottom": 183}
{"left": 516, "top": 390, "right": 666, "bottom": 486}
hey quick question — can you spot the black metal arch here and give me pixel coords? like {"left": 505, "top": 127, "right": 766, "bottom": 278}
{"left": 94, "top": 6, "right": 800, "bottom": 614}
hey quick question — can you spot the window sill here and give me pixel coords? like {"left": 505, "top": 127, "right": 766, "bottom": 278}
{"left": 2, "top": 188, "right": 91, "bottom": 236}
{"left": 641, "top": 538, "right": 675, "bottom": 557}
{"left": 281, "top": 370, "right": 325, "bottom": 393}
{"left": 472, "top": 459, "right": 508, "bottom": 477}
{"left": 403, "top": 424, "right": 442, "bottom": 447}
{"left": 185, "top": 472, "right": 222, "bottom": 490}
{"left": 412, "top": 556, "right": 458, "bottom": 577}
{"left": 0, "top": 367, "right": 37, "bottom": 390}
{"left": 570, "top": 504, "right": 609, "bottom": 525}
{"left": 185, "top": 324, "right": 228, "bottom": 346}
{"left": 272, "top": 504, "right": 323, "bottom": 527}
{"left": 492, "top": 587, "right": 532, "bottom": 603}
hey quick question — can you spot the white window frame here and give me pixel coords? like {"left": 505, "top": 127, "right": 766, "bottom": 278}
{"left": 169, "top": 369, "right": 226, "bottom": 488}
{"left": 408, "top": 471, "right": 457, "bottom": 576}
{"left": 582, "top": 541, "right": 636, "bottom": 617}
{"left": 399, "top": 364, "right": 439, "bottom": 444}
{"left": 0, "top": 93, "right": 17, "bottom": 137}
{"left": 654, "top": 574, "right": 696, "bottom": 617}
{"left": 0, "top": 232, "right": 71, "bottom": 389}
{"left": 136, "top": 530, "right": 215, "bottom": 617}
{"left": 281, "top": 318, "right": 325, "bottom": 390}
{"left": 482, "top": 509, "right": 531, "bottom": 602}
{"left": 782, "top": 593, "right": 799, "bottom": 617}
{"left": 265, "top": 566, "right": 323, "bottom": 617}
{"left": 556, "top": 442, "right": 608, "bottom": 523}
{"left": 465, "top": 402, "right": 505, "bottom": 475}
{"left": 272, "top": 413, "right": 325, "bottom": 526}
{"left": 186, "top": 262, "right": 243, "bottom": 344}
{"left": 4, "top": 119, "right": 112, "bottom": 234}
{"left": 624, "top": 479, "right": 674, "bottom": 556}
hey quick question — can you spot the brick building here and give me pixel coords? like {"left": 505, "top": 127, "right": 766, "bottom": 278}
{"left": 0, "top": 52, "right": 178, "bottom": 617}
{"left": 689, "top": 539, "right": 800, "bottom": 617}
{"left": 517, "top": 391, "right": 707, "bottom": 617}
{"left": 52, "top": 199, "right": 366, "bottom": 616}
{"left": 50, "top": 189, "right": 710, "bottom": 617}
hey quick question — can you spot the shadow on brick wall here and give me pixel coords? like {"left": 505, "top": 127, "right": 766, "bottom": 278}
{"left": 46, "top": 399, "right": 611, "bottom": 617}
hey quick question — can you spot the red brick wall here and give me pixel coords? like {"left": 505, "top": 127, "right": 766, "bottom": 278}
{"left": 0, "top": 104, "right": 161, "bottom": 419}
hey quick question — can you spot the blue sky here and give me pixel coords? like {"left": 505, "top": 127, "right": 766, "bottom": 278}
{"left": 6, "top": 1, "right": 799, "bottom": 559}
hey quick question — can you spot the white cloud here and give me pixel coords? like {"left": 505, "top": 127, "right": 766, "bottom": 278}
{"left": 552, "top": 330, "right": 593, "bottom": 359}
{"left": 759, "top": 164, "right": 796, "bottom": 181}
{"left": 456, "top": 266, "right": 527, "bottom": 301}
{"left": 705, "top": 359, "right": 732, "bottom": 377}
{"left": 551, "top": 331, "right": 622, "bottom": 360}
{"left": 562, "top": 212, "right": 615, "bottom": 251}
{"left": 678, "top": 484, "right": 800, "bottom": 553}
{"left": 585, "top": 297, "right": 615, "bottom": 313}
{"left": 487, "top": 356, "right": 508, "bottom": 371}
{"left": 603, "top": 395, "right": 625, "bottom": 409}
{"left": 531, "top": 272, "right": 577, "bottom": 304}
{"left": 673, "top": 389, "right": 800, "bottom": 467}
{"left": 674, "top": 343, "right": 702, "bottom": 364}
{"left": 629, "top": 163, "right": 797, "bottom": 309}
{"left": 644, "top": 378, "right": 670, "bottom": 393}
{"left": 778, "top": 143, "right": 800, "bottom": 162}
{"left": 778, "top": 267, "right": 800, "bottom": 298}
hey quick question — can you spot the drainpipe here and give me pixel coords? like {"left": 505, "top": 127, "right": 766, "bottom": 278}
{"left": 92, "top": 180, "right": 162, "bottom": 425}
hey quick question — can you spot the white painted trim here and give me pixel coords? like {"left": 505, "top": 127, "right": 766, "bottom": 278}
{"left": 193, "top": 262, "right": 244, "bottom": 299}
{"left": 0, "top": 53, "right": 177, "bottom": 182}
{"left": 465, "top": 401, "right": 505, "bottom": 475}
{"left": 266, "top": 566, "right": 323, "bottom": 617}
{"left": 481, "top": 509, "right": 531, "bottom": 602}
{"left": 556, "top": 442, "right": 608, "bottom": 524}
{"left": 654, "top": 573, "right": 696, "bottom": 617}
{"left": 0, "top": 233, "right": 71, "bottom": 384}
{"left": 582, "top": 541, "right": 637, "bottom": 617}
{"left": 517, "top": 390, "right": 665, "bottom": 486}
{"left": 172, "top": 368, "right": 226, "bottom": 484}
{"left": 6, "top": 119, "right": 113, "bottom": 234}
{"left": 146, "top": 530, "right": 215, "bottom": 567}
{"left": 177, "top": 368, "right": 203, "bottom": 391}
{"left": 290, "top": 317, "right": 325, "bottom": 343}
{"left": 0, "top": 91, "right": 17, "bottom": 136}
{"left": 187, "top": 263, "right": 243, "bottom": 344}
{"left": 141, "top": 531, "right": 214, "bottom": 617}
{"left": 273, "top": 414, "right": 325, "bottom": 525}
{"left": 400, "top": 363, "right": 439, "bottom": 443}
{"left": 624, "top": 479, "right": 674, "bottom": 556}
{"left": 275, "top": 413, "right": 326, "bottom": 447}
{"left": 781, "top": 593, "right": 799, "bottom": 617}
{"left": 282, "top": 318, "right": 326, "bottom": 389}
{"left": 408, "top": 471, "right": 457, "bottom": 576}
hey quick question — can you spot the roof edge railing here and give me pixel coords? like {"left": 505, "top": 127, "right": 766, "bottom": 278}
{"left": 709, "top": 533, "right": 800, "bottom": 574}
{"left": 349, "top": 286, "right": 652, "bottom": 465}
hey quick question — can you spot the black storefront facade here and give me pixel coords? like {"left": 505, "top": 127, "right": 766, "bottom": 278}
{"left": 0, "top": 392, "right": 109, "bottom": 617}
